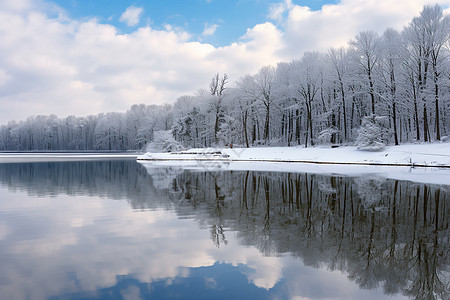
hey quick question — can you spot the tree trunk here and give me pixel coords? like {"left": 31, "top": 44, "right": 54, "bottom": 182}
{"left": 414, "top": 96, "right": 420, "bottom": 141}
{"left": 389, "top": 65, "right": 399, "bottom": 145}
{"left": 369, "top": 78, "right": 375, "bottom": 115}
{"left": 393, "top": 101, "right": 399, "bottom": 146}
{"left": 423, "top": 104, "right": 429, "bottom": 142}
{"left": 214, "top": 106, "right": 220, "bottom": 144}
{"left": 434, "top": 80, "right": 440, "bottom": 141}
{"left": 304, "top": 107, "right": 309, "bottom": 148}
{"left": 243, "top": 111, "right": 249, "bottom": 148}
{"left": 263, "top": 103, "right": 270, "bottom": 143}
{"left": 367, "top": 59, "right": 375, "bottom": 115}
{"left": 296, "top": 109, "right": 301, "bottom": 145}
{"left": 340, "top": 83, "right": 347, "bottom": 140}
{"left": 305, "top": 102, "right": 314, "bottom": 148}
{"left": 331, "top": 113, "right": 336, "bottom": 144}
{"left": 309, "top": 102, "right": 314, "bottom": 146}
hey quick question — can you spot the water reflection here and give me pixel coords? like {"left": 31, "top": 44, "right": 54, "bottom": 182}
{"left": 164, "top": 169, "right": 449, "bottom": 299}
{"left": 0, "top": 160, "right": 448, "bottom": 299}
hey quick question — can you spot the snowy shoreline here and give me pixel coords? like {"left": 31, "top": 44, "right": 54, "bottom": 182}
{"left": 137, "top": 144, "right": 450, "bottom": 185}
{"left": 137, "top": 143, "right": 450, "bottom": 168}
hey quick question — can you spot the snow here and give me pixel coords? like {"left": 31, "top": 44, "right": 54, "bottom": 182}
{"left": 137, "top": 143, "right": 450, "bottom": 185}
{"left": 138, "top": 143, "right": 450, "bottom": 167}
{"left": 137, "top": 149, "right": 231, "bottom": 162}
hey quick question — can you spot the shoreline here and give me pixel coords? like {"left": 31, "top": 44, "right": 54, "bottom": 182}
{"left": 137, "top": 143, "right": 450, "bottom": 168}
{"left": 137, "top": 144, "right": 450, "bottom": 185}
{"left": 136, "top": 157, "right": 450, "bottom": 168}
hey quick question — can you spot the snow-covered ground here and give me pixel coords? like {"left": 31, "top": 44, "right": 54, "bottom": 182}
{"left": 138, "top": 143, "right": 450, "bottom": 167}
{"left": 137, "top": 143, "right": 450, "bottom": 185}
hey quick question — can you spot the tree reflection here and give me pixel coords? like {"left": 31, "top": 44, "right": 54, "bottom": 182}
{"left": 162, "top": 170, "right": 449, "bottom": 299}
{"left": 0, "top": 161, "right": 448, "bottom": 299}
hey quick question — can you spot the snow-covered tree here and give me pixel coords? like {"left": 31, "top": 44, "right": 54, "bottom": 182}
{"left": 209, "top": 73, "right": 229, "bottom": 145}
{"left": 326, "top": 47, "right": 351, "bottom": 141}
{"left": 254, "top": 66, "right": 276, "bottom": 144}
{"left": 350, "top": 31, "right": 381, "bottom": 116}
{"left": 146, "top": 130, "right": 184, "bottom": 152}
{"left": 356, "top": 115, "right": 387, "bottom": 151}
{"left": 290, "top": 52, "right": 323, "bottom": 147}
{"left": 0, "top": 5, "right": 448, "bottom": 151}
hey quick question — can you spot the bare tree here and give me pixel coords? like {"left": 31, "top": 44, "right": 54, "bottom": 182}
{"left": 327, "top": 47, "right": 350, "bottom": 141}
{"left": 379, "top": 28, "right": 402, "bottom": 145}
{"left": 350, "top": 31, "right": 380, "bottom": 116}
{"left": 209, "top": 73, "right": 228, "bottom": 144}
{"left": 290, "top": 52, "right": 323, "bottom": 147}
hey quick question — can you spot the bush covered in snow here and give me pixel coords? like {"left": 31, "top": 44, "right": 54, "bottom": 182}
{"left": 318, "top": 127, "right": 339, "bottom": 144}
{"left": 356, "top": 115, "right": 387, "bottom": 151}
{"left": 146, "top": 130, "right": 185, "bottom": 153}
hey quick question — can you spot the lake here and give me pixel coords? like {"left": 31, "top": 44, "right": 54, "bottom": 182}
{"left": 0, "top": 157, "right": 448, "bottom": 300}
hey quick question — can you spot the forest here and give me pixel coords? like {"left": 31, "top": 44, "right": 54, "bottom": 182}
{"left": 0, "top": 5, "right": 449, "bottom": 151}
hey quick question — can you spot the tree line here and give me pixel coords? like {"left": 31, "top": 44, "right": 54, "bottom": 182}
{"left": 0, "top": 104, "right": 172, "bottom": 151}
{"left": 0, "top": 5, "right": 449, "bottom": 151}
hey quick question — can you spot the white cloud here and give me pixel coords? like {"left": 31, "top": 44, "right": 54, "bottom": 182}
{"left": 268, "top": 0, "right": 293, "bottom": 23}
{"left": 276, "top": 0, "right": 450, "bottom": 58}
{"left": 119, "top": 6, "right": 143, "bottom": 27}
{"left": 202, "top": 23, "right": 219, "bottom": 36}
{"left": 0, "top": 0, "right": 449, "bottom": 123}
{"left": 0, "top": 0, "right": 33, "bottom": 11}
{"left": 0, "top": 69, "right": 10, "bottom": 86}
{"left": 0, "top": 4, "right": 282, "bottom": 123}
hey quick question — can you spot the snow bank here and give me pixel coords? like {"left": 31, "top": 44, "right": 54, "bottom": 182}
{"left": 137, "top": 144, "right": 450, "bottom": 185}
{"left": 137, "top": 149, "right": 231, "bottom": 161}
{"left": 137, "top": 143, "right": 450, "bottom": 168}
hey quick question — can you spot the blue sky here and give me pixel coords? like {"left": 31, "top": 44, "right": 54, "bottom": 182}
{"left": 51, "top": 0, "right": 338, "bottom": 46}
{"left": 0, "top": 0, "right": 449, "bottom": 123}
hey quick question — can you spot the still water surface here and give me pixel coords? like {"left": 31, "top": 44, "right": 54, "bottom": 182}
{"left": 0, "top": 159, "right": 448, "bottom": 300}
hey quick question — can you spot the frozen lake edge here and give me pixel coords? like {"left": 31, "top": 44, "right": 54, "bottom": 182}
{"left": 137, "top": 144, "right": 450, "bottom": 185}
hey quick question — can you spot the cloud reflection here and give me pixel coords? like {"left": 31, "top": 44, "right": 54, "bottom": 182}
{"left": 0, "top": 161, "right": 446, "bottom": 299}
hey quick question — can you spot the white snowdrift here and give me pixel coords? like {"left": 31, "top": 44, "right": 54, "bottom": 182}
{"left": 137, "top": 143, "right": 450, "bottom": 185}
{"left": 137, "top": 143, "right": 450, "bottom": 167}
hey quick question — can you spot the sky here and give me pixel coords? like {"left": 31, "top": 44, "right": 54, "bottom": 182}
{"left": 0, "top": 0, "right": 449, "bottom": 124}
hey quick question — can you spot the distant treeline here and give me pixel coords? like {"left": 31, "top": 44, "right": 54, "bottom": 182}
{"left": 0, "top": 105, "right": 172, "bottom": 151}
{"left": 0, "top": 5, "right": 449, "bottom": 151}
